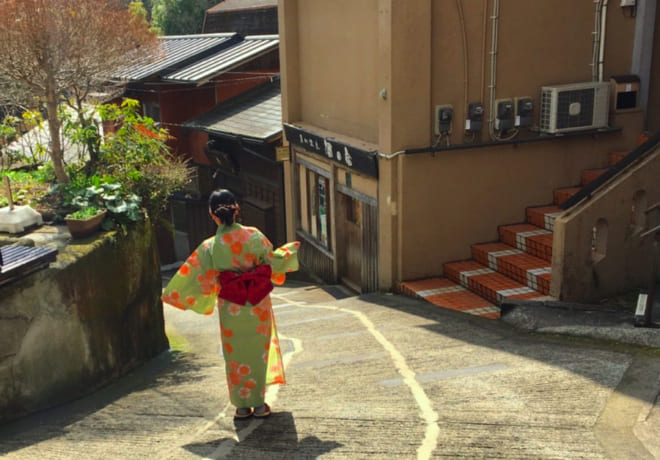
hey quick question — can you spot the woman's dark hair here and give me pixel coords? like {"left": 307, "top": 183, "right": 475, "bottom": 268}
{"left": 209, "top": 189, "right": 239, "bottom": 225}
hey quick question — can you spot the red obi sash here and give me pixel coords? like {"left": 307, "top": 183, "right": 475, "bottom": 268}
{"left": 218, "top": 265, "right": 273, "bottom": 306}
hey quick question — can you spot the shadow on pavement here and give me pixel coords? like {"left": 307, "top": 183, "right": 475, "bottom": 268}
{"left": 0, "top": 350, "right": 207, "bottom": 455}
{"left": 354, "top": 292, "right": 660, "bottom": 404}
{"left": 182, "top": 411, "right": 343, "bottom": 458}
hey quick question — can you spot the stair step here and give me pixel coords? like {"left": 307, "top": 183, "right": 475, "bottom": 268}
{"left": 444, "top": 260, "right": 546, "bottom": 305}
{"left": 471, "top": 242, "right": 552, "bottom": 294}
{"left": 526, "top": 205, "right": 562, "bottom": 231}
{"left": 553, "top": 186, "right": 581, "bottom": 205}
{"left": 609, "top": 151, "right": 629, "bottom": 166}
{"left": 581, "top": 168, "right": 608, "bottom": 186}
{"left": 398, "top": 277, "right": 500, "bottom": 318}
{"left": 499, "top": 223, "right": 553, "bottom": 262}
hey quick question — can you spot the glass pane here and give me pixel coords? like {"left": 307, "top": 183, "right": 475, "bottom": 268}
{"left": 298, "top": 164, "right": 309, "bottom": 232}
{"left": 308, "top": 170, "right": 317, "bottom": 237}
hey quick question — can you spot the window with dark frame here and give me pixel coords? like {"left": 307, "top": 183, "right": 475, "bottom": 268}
{"left": 298, "top": 166, "right": 331, "bottom": 251}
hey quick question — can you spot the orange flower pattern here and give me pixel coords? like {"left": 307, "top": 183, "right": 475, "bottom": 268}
{"left": 161, "top": 222, "right": 299, "bottom": 408}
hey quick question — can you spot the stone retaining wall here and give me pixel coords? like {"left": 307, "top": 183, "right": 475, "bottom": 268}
{"left": 0, "top": 222, "right": 169, "bottom": 423}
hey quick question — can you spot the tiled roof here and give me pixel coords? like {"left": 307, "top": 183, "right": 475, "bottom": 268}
{"left": 164, "top": 35, "right": 278, "bottom": 84}
{"left": 207, "top": 0, "right": 276, "bottom": 13}
{"left": 112, "top": 33, "right": 240, "bottom": 82}
{"left": 184, "top": 78, "right": 281, "bottom": 141}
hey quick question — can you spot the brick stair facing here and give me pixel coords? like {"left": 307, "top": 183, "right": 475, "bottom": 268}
{"left": 526, "top": 205, "right": 562, "bottom": 231}
{"left": 471, "top": 242, "right": 551, "bottom": 294}
{"left": 609, "top": 151, "right": 628, "bottom": 166}
{"left": 553, "top": 186, "right": 581, "bottom": 205}
{"left": 397, "top": 277, "right": 500, "bottom": 319}
{"left": 498, "top": 223, "right": 553, "bottom": 262}
{"left": 444, "top": 260, "right": 545, "bottom": 306}
{"left": 581, "top": 168, "right": 608, "bottom": 186}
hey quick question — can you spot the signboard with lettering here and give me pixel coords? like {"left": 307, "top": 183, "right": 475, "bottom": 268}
{"left": 284, "top": 124, "right": 379, "bottom": 178}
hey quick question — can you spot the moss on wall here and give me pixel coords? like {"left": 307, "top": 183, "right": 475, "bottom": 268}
{"left": 0, "top": 221, "right": 169, "bottom": 423}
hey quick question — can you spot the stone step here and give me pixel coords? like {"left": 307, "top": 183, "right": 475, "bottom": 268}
{"left": 397, "top": 277, "right": 500, "bottom": 319}
{"left": 444, "top": 260, "right": 546, "bottom": 305}
{"left": 471, "top": 242, "right": 552, "bottom": 295}
{"left": 498, "top": 223, "right": 553, "bottom": 262}
{"left": 526, "top": 205, "right": 563, "bottom": 231}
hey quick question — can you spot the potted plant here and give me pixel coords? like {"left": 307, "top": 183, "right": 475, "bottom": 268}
{"left": 65, "top": 205, "right": 107, "bottom": 238}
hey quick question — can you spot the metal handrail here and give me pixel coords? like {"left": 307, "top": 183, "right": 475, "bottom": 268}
{"left": 560, "top": 131, "right": 660, "bottom": 210}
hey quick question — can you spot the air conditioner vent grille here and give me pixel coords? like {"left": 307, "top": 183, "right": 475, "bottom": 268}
{"left": 539, "top": 82, "right": 610, "bottom": 134}
{"left": 556, "top": 89, "right": 595, "bottom": 130}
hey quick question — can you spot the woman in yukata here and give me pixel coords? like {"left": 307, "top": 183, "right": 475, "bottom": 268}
{"left": 162, "top": 189, "right": 299, "bottom": 419}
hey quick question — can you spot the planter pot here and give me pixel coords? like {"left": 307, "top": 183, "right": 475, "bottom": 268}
{"left": 65, "top": 210, "right": 107, "bottom": 238}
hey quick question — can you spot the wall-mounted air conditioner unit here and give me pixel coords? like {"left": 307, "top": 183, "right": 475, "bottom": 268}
{"left": 539, "top": 81, "right": 610, "bottom": 134}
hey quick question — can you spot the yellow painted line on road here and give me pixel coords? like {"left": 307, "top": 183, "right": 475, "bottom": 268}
{"left": 272, "top": 293, "right": 440, "bottom": 460}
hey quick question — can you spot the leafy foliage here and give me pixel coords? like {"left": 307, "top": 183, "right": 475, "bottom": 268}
{"left": 1, "top": 98, "right": 191, "bottom": 233}
{"left": 152, "top": 0, "right": 216, "bottom": 35}
{"left": 95, "top": 99, "right": 192, "bottom": 224}
{"left": 0, "top": 0, "right": 158, "bottom": 183}
{"left": 66, "top": 206, "right": 103, "bottom": 220}
{"left": 58, "top": 178, "right": 142, "bottom": 230}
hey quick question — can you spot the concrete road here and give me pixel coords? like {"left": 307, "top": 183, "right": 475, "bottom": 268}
{"left": 1, "top": 281, "right": 659, "bottom": 459}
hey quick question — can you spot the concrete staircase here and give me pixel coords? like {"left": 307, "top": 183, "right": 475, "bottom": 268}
{"left": 398, "top": 151, "right": 629, "bottom": 319}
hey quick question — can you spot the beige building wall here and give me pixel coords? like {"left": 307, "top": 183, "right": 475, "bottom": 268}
{"left": 399, "top": 112, "right": 643, "bottom": 281}
{"left": 279, "top": 0, "right": 651, "bottom": 291}
{"left": 296, "top": 0, "right": 380, "bottom": 143}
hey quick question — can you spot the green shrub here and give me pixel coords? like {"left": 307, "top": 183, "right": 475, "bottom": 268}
{"left": 66, "top": 206, "right": 102, "bottom": 220}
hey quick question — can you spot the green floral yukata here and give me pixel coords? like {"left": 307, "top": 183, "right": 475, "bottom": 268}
{"left": 162, "top": 223, "right": 299, "bottom": 408}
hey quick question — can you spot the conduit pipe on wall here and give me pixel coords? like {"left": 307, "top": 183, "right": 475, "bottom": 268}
{"left": 598, "top": 0, "right": 609, "bottom": 82}
{"left": 480, "top": 0, "right": 488, "bottom": 108}
{"left": 456, "top": 0, "right": 469, "bottom": 122}
{"left": 487, "top": 0, "right": 499, "bottom": 140}
{"left": 488, "top": 0, "right": 518, "bottom": 141}
{"left": 591, "top": 1, "right": 602, "bottom": 81}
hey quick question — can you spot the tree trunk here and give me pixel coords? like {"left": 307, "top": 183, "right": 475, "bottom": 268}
{"left": 46, "top": 80, "right": 69, "bottom": 184}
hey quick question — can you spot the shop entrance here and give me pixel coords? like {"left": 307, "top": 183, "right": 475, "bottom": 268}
{"left": 338, "top": 190, "right": 378, "bottom": 293}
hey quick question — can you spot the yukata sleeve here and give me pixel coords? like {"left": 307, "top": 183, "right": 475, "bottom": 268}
{"left": 161, "top": 238, "right": 220, "bottom": 315}
{"left": 260, "top": 236, "right": 300, "bottom": 286}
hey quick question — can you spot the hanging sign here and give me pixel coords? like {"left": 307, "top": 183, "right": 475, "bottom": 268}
{"left": 284, "top": 124, "right": 379, "bottom": 178}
